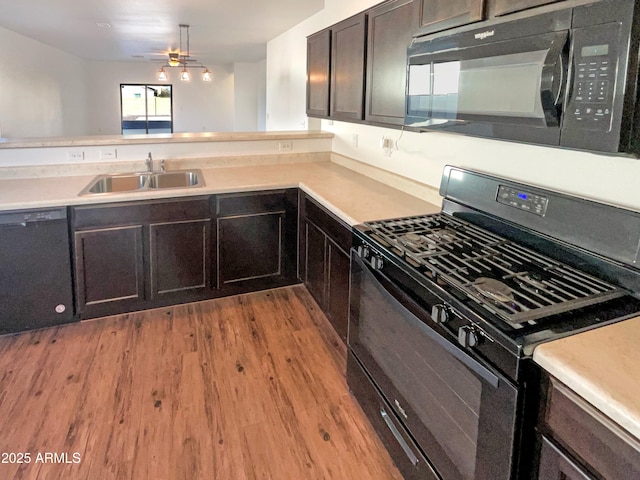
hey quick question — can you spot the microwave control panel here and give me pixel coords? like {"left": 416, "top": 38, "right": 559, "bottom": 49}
{"left": 567, "top": 22, "right": 620, "bottom": 132}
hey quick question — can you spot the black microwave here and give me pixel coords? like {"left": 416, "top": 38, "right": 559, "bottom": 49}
{"left": 405, "top": 0, "right": 640, "bottom": 155}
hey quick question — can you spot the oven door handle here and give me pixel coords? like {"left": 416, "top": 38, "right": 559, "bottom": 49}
{"left": 357, "top": 253, "right": 500, "bottom": 388}
{"left": 380, "top": 406, "right": 420, "bottom": 466}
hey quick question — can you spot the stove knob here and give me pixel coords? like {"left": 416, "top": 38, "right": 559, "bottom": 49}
{"left": 356, "top": 245, "right": 370, "bottom": 258}
{"left": 431, "top": 304, "right": 449, "bottom": 324}
{"left": 458, "top": 325, "right": 480, "bottom": 348}
{"left": 370, "top": 255, "right": 384, "bottom": 270}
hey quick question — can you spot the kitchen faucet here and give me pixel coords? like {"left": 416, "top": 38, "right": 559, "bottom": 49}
{"left": 145, "top": 153, "right": 165, "bottom": 173}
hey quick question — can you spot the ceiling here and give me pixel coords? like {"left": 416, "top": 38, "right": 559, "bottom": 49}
{"left": 0, "top": 0, "right": 325, "bottom": 65}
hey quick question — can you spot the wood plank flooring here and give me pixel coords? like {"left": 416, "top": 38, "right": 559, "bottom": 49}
{"left": 0, "top": 286, "right": 403, "bottom": 480}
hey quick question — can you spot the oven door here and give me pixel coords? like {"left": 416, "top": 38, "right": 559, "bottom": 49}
{"left": 348, "top": 250, "right": 520, "bottom": 480}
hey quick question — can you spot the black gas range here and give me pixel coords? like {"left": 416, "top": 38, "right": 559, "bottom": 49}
{"left": 347, "top": 166, "right": 640, "bottom": 480}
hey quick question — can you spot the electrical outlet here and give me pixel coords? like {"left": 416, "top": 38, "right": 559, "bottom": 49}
{"left": 67, "top": 151, "right": 85, "bottom": 161}
{"left": 100, "top": 148, "right": 117, "bottom": 160}
{"left": 279, "top": 141, "right": 293, "bottom": 152}
{"left": 352, "top": 134, "right": 359, "bottom": 147}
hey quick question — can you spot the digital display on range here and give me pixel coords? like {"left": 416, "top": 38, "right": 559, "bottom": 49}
{"left": 581, "top": 44, "right": 609, "bottom": 57}
{"left": 497, "top": 185, "right": 549, "bottom": 216}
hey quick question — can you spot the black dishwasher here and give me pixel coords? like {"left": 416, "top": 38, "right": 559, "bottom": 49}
{"left": 0, "top": 207, "right": 75, "bottom": 334}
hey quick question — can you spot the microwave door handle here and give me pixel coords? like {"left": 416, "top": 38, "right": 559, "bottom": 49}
{"left": 540, "top": 31, "right": 569, "bottom": 126}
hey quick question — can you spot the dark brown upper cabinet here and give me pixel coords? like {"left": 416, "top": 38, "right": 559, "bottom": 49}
{"left": 306, "top": 29, "right": 331, "bottom": 117}
{"left": 365, "top": 0, "right": 416, "bottom": 125}
{"left": 415, "top": 0, "right": 485, "bottom": 36}
{"left": 492, "top": 0, "right": 561, "bottom": 16}
{"left": 330, "top": 13, "right": 367, "bottom": 121}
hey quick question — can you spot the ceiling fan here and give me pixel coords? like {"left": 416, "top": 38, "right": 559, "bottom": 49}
{"left": 154, "top": 24, "right": 212, "bottom": 82}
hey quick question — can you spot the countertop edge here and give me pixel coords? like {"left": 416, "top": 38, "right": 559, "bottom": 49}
{"left": 0, "top": 130, "right": 334, "bottom": 149}
{"left": 533, "top": 321, "right": 640, "bottom": 441}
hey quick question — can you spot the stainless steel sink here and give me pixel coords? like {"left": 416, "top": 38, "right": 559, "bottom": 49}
{"left": 79, "top": 170, "right": 205, "bottom": 196}
{"left": 148, "top": 171, "right": 202, "bottom": 189}
{"left": 80, "top": 173, "right": 148, "bottom": 195}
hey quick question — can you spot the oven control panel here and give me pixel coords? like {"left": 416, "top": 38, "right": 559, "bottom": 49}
{"left": 496, "top": 185, "right": 549, "bottom": 216}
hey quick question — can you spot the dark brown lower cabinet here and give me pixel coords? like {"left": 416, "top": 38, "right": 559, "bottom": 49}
{"left": 215, "top": 189, "right": 298, "bottom": 294}
{"left": 72, "top": 197, "right": 212, "bottom": 319}
{"left": 304, "top": 221, "right": 328, "bottom": 305}
{"left": 74, "top": 225, "right": 145, "bottom": 314}
{"left": 149, "top": 219, "right": 210, "bottom": 299}
{"left": 326, "top": 241, "right": 350, "bottom": 338}
{"left": 537, "top": 374, "right": 640, "bottom": 480}
{"left": 299, "top": 193, "right": 352, "bottom": 343}
{"left": 538, "top": 435, "right": 593, "bottom": 480}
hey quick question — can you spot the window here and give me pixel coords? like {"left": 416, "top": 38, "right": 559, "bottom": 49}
{"left": 120, "top": 84, "right": 173, "bottom": 134}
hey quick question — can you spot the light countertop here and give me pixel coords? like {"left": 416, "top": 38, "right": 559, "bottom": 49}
{"left": 534, "top": 316, "right": 640, "bottom": 440}
{"left": 0, "top": 160, "right": 440, "bottom": 225}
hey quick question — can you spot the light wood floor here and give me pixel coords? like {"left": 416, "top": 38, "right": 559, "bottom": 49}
{"left": 0, "top": 285, "right": 403, "bottom": 480}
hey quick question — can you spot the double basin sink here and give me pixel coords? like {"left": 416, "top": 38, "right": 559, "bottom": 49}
{"left": 79, "top": 170, "right": 204, "bottom": 196}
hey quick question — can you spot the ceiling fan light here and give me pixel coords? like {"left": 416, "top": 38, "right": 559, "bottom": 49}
{"left": 157, "top": 67, "right": 168, "bottom": 81}
{"left": 202, "top": 68, "right": 213, "bottom": 82}
{"left": 180, "top": 67, "right": 191, "bottom": 82}
{"left": 168, "top": 53, "right": 180, "bottom": 67}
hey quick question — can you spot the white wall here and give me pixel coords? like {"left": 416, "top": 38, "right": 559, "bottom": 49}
{"left": 233, "top": 62, "right": 267, "bottom": 131}
{"left": 0, "top": 27, "right": 88, "bottom": 138}
{"left": 265, "top": 0, "right": 640, "bottom": 211}
{"left": 257, "top": 59, "right": 267, "bottom": 131}
{"left": 86, "top": 61, "right": 236, "bottom": 135}
{"left": 0, "top": 26, "right": 267, "bottom": 138}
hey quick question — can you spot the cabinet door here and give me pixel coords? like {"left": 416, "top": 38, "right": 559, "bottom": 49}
{"left": 307, "top": 29, "right": 331, "bottom": 117}
{"left": 493, "top": 0, "right": 560, "bottom": 16}
{"left": 304, "top": 220, "right": 327, "bottom": 307}
{"left": 366, "top": 0, "right": 416, "bottom": 125}
{"left": 149, "top": 219, "right": 210, "bottom": 299}
{"left": 74, "top": 225, "right": 144, "bottom": 316}
{"left": 326, "top": 241, "right": 350, "bottom": 342}
{"left": 416, "top": 0, "right": 484, "bottom": 35}
{"left": 331, "top": 13, "right": 366, "bottom": 120}
{"left": 544, "top": 377, "right": 640, "bottom": 479}
{"left": 538, "top": 435, "right": 594, "bottom": 480}
{"left": 218, "top": 213, "right": 284, "bottom": 285}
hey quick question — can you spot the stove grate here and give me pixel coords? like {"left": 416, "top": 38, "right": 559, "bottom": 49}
{"left": 366, "top": 214, "right": 625, "bottom": 324}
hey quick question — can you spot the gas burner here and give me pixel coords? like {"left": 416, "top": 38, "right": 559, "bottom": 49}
{"left": 426, "top": 230, "right": 459, "bottom": 243}
{"left": 400, "top": 232, "right": 425, "bottom": 246}
{"left": 517, "top": 272, "right": 549, "bottom": 291}
{"left": 472, "top": 277, "right": 515, "bottom": 304}
{"left": 399, "top": 232, "right": 437, "bottom": 250}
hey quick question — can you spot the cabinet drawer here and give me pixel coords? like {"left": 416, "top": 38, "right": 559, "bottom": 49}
{"left": 303, "top": 195, "right": 352, "bottom": 254}
{"left": 538, "top": 435, "right": 593, "bottom": 480}
{"left": 72, "top": 196, "right": 210, "bottom": 228}
{"left": 545, "top": 378, "right": 640, "bottom": 480}
{"left": 216, "top": 190, "right": 288, "bottom": 217}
